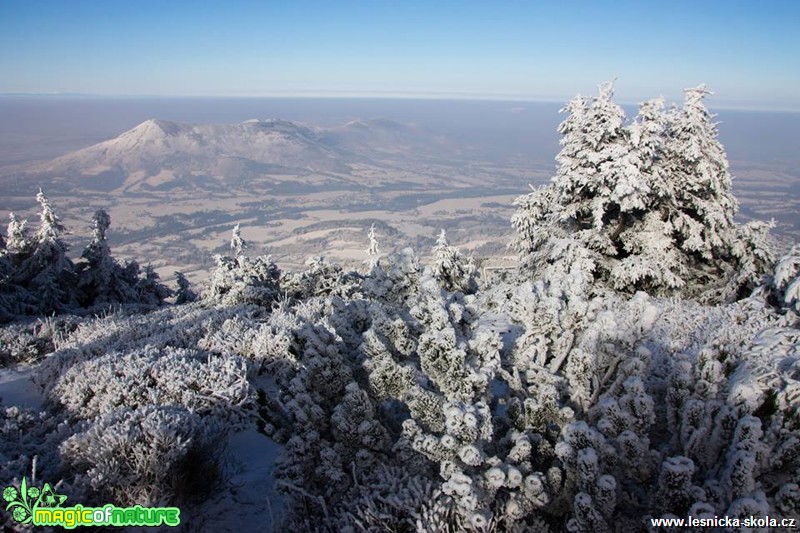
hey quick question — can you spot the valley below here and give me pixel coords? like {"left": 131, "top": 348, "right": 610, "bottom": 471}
{"left": 1, "top": 105, "right": 798, "bottom": 289}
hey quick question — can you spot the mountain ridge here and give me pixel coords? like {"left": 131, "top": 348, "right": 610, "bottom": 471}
{"left": 9, "top": 117, "right": 451, "bottom": 193}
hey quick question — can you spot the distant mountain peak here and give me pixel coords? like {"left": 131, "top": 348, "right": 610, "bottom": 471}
{"left": 125, "top": 118, "right": 182, "bottom": 139}
{"left": 19, "top": 116, "right": 452, "bottom": 193}
{"left": 343, "top": 119, "right": 369, "bottom": 129}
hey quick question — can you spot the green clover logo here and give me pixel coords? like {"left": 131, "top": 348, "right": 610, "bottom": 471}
{"left": 4, "top": 477, "right": 66, "bottom": 524}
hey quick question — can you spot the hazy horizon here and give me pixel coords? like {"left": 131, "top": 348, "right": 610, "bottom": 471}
{"left": 1, "top": 95, "right": 798, "bottom": 169}
{"left": 2, "top": 1, "right": 799, "bottom": 111}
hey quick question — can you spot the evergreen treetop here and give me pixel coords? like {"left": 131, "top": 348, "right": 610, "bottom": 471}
{"left": 512, "top": 82, "right": 774, "bottom": 303}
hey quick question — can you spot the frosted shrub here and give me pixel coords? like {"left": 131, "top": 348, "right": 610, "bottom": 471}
{"left": 330, "top": 466, "right": 442, "bottom": 532}
{"left": 363, "top": 247, "right": 422, "bottom": 306}
{"left": 49, "top": 345, "right": 253, "bottom": 423}
{"left": 0, "top": 402, "right": 74, "bottom": 495}
{"left": 0, "top": 315, "right": 79, "bottom": 366}
{"left": 281, "top": 256, "right": 363, "bottom": 301}
{"left": 32, "top": 303, "right": 249, "bottom": 393}
{"left": 203, "top": 225, "right": 282, "bottom": 307}
{"left": 61, "top": 404, "right": 227, "bottom": 506}
{"left": 537, "top": 299, "right": 800, "bottom": 529}
{"left": 359, "top": 271, "right": 577, "bottom": 530}
{"left": 205, "top": 254, "right": 281, "bottom": 307}
{"left": 264, "top": 324, "right": 419, "bottom": 529}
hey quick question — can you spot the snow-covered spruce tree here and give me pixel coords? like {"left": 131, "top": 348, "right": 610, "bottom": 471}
{"left": 14, "top": 190, "right": 76, "bottom": 314}
{"left": 366, "top": 223, "right": 381, "bottom": 270}
{"left": 0, "top": 232, "right": 8, "bottom": 277}
{"left": 512, "top": 83, "right": 774, "bottom": 303}
{"left": 1, "top": 213, "right": 37, "bottom": 320}
{"left": 204, "top": 225, "right": 281, "bottom": 307}
{"left": 363, "top": 247, "right": 423, "bottom": 307}
{"left": 659, "top": 85, "right": 774, "bottom": 301}
{"left": 759, "top": 244, "right": 800, "bottom": 316}
{"left": 0, "top": 232, "right": 6, "bottom": 278}
{"left": 75, "top": 209, "right": 138, "bottom": 307}
{"left": 431, "top": 229, "right": 479, "bottom": 295}
{"left": 174, "top": 271, "right": 198, "bottom": 304}
{"left": 134, "top": 264, "right": 173, "bottom": 305}
{"left": 230, "top": 222, "right": 248, "bottom": 256}
{"left": 0, "top": 229, "right": 19, "bottom": 322}
{"left": 2, "top": 201, "right": 173, "bottom": 321}
{"left": 5, "top": 212, "right": 33, "bottom": 260}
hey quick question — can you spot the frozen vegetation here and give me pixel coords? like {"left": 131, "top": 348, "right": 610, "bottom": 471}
{"left": 1, "top": 84, "right": 799, "bottom": 531}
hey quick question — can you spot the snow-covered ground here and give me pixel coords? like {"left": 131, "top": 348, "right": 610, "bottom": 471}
{"left": 0, "top": 362, "right": 286, "bottom": 532}
{"left": 0, "top": 365, "right": 41, "bottom": 410}
{"left": 171, "top": 428, "right": 284, "bottom": 532}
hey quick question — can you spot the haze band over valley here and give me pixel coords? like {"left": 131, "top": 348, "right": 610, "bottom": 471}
{"left": 0, "top": 94, "right": 797, "bottom": 286}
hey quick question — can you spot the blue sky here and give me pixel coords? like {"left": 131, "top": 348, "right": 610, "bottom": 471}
{"left": 1, "top": 1, "right": 798, "bottom": 110}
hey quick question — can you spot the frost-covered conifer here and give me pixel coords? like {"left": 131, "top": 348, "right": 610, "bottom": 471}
{"left": 205, "top": 225, "right": 281, "bottom": 306}
{"left": 6, "top": 212, "right": 32, "bottom": 259}
{"left": 74, "top": 207, "right": 171, "bottom": 308}
{"left": 366, "top": 223, "right": 380, "bottom": 269}
{"left": 0, "top": 231, "right": 10, "bottom": 281}
{"left": 76, "top": 209, "right": 139, "bottom": 306}
{"left": 431, "top": 229, "right": 479, "bottom": 295}
{"left": 174, "top": 271, "right": 197, "bottom": 304}
{"left": 760, "top": 244, "right": 800, "bottom": 314}
{"left": 14, "top": 190, "right": 76, "bottom": 313}
{"left": 135, "top": 265, "right": 172, "bottom": 305}
{"left": 658, "top": 86, "right": 774, "bottom": 301}
{"left": 363, "top": 247, "right": 422, "bottom": 306}
{"left": 512, "top": 83, "right": 774, "bottom": 303}
{"left": 230, "top": 223, "right": 248, "bottom": 256}
{"left": 661, "top": 86, "right": 736, "bottom": 243}
{"left": 0, "top": 271, "right": 17, "bottom": 324}
{"left": 511, "top": 82, "right": 630, "bottom": 285}
{"left": 34, "top": 189, "right": 67, "bottom": 252}
{"left": 1, "top": 214, "right": 35, "bottom": 320}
